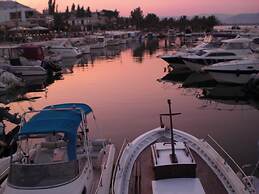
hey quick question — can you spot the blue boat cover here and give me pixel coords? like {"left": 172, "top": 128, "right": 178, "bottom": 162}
{"left": 19, "top": 103, "right": 93, "bottom": 160}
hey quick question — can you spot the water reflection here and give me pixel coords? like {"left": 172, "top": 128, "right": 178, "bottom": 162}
{"left": 1, "top": 39, "right": 259, "bottom": 169}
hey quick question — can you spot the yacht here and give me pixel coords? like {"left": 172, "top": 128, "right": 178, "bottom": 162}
{"left": 161, "top": 41, "right": 222, "bottom": 65}
{"left": 112, "top": 100, "right": 257, "bottom": 194}
{"left": 161, "top": 41, "right": 223, "bottom": 72}
{"left": 202, "top": 58, "right": 259, "bottom": 84}
{"left": 182, "top": 38, "right": 253, "bottom": 72}
{"left": 0, "top": 103, "right": 115, "bottom": 194}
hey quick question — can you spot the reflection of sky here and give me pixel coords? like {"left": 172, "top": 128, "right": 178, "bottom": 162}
{"left": 18, "top": 0, "right": 259, "bottom": 16}
{"left": 3, "top": 40, "right": 259, "bottom": 167}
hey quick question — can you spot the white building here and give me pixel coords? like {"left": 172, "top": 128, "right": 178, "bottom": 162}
{"left": 0, "top": 1, "right": 45, "bottom": 27}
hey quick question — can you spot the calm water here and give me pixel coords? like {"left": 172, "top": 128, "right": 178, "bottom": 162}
{"left": 2, "top": 39, "right": 259, "bottom": 169}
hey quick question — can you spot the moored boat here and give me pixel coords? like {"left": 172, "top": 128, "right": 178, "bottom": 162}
{"left": 0, "top": 103, "right": 115, "bottom": 194}
{"left": 112, "top": 100, "right": 256, "bottom": 194}
{"left": 202, "top": 58, "right": 259, "bottom": 84}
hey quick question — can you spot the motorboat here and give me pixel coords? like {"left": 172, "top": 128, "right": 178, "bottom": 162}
{"left": 0, "top": 63, "right": 47, "bottom": 77}
{"left": 68, "top": 38, "right": 91, "bottom": 54}
{"left": 0, "top": 45, "right": 59, "bottom": 76}
{"left": 44, "top": 39, "right": 82, "bottom": 58}
{"left": 161, "top": 41, "right": 223, "bottom": 72}
{"left": 182, "top": 38, "right": 253, "bottom": 72}
{"left": 161, "top": 41, "right": 223, "bottom": 65}
{"left": 88, "top": 36, "right": 106, "bottom": 49}
{"left": 202, "top": 58, "right": 259, "bottom": 84}
{"left": 112, "top": 100, "right": 256, "bottom": 194}
{"left": 0, "top": 69, "right": 23, "bottom": 91}
{"left": 0, "top": 103, "right": 115, "bottom": 194}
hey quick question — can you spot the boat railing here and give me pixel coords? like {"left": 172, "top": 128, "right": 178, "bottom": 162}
{"left": 0, "top": 166, "right": 9, "bottom": 184}
{"left": 111, "top": 139, "right": 128, "bottom": 194}
{"left": 205, "top": 135, "right": 255, "bottom": 193}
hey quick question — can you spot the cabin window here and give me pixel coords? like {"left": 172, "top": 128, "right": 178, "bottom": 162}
{"left": 253, "top": 38, "right": 259, "bottom": 45}
{"left": 196, "top": 50, "right": 207, "bottom": 56}
{"left": 8, "top": 133, "right": 79, "bottom": 188}
{"left": 207, "top": 52, "right": 235, "bottom": 57}
{"left": 25, "top": 11, "right": 34, "bottom": 18}
{"left": 9, "top": 12, "right": 21, "bottom": 20}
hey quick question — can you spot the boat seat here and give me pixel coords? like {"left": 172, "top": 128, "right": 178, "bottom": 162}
{"left": 33, "top": 141, "right": 68, "bottom": 164}
{"left": 41, "top": 141, "right": 67, "bottom": 149}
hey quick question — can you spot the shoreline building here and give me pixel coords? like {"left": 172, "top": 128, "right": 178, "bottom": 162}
{"left": 0, "top": 1, "right": 49, "bottom": 28}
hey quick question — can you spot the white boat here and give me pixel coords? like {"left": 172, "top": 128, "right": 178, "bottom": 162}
{"left": 182, "top": 38, "right": 253, "bottom": 72}
{"left": 161, "top": 41, "right": 223, "bottom": 71}
{"left": 68, "top": 38, "right": 91, "bottom": 54}
{"left": 44, "top": 39, "right": 82, "bottom": 58}
{"left": 0, "top": 63, "right": 47, "bottom": 76}
{"left": 202, "top": 58, "right": 259, "bottom": 84}
{"left": 89, "top": 36, "right": 106, "bottom": 49}
{"left": 112, "top": 100, "right": 256, "bottom": 194}
{"left": 0, "top": 103, "right": 115, "bottom": 194}
{"left": 0, "top": 69, "right": 23, "bottom": 91}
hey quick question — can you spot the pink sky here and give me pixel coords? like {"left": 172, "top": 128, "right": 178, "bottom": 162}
{"left": 17, "top": 0, "right": 259, "bottom": 16}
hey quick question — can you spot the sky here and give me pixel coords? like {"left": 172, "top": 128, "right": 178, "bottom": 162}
{"left": 17, "top": 0, "right": 259, "bottom": 17}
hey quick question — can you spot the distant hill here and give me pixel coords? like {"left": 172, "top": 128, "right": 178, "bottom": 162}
{"left": 164, "top": 13, "right": 259, "bottom": 25}
{"left": 221, "top": 13, "right": 259, "bottom": 24}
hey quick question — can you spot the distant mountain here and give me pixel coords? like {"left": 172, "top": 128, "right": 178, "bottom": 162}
{"left": 163, "top": 13, "right": 259, "bottom": 25}
{"left": 221, "top": 13, "right": 259, "bottom": 24}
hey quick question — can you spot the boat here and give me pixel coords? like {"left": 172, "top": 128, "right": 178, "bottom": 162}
{"left": 161, "top": 41, "right": 223, "bottom": 65}
{"left": 202, "top": 58, "right": 259, "bottom": 84}
{"left": 0, "top": 69, "right": 23, "bottom": 91}
{"left": 44, "top": 39, "right": 83, "bottom": 58}
{"left": 0, "top": 103, "right": 115, "bottom": 194}
{"left": 68, "top": 38, "right": 91, "bottom": 54}
{"left": 112, "top": 100, "right": 256, "bottom": 194}
{"left": 0, "top": 45, "right": 58, "bottom": 76}
{"left": 182, "top": 38, "right": 253, "bottom": 72}
{"left": 88, "top": 35, "right": 106, "bottom": 49}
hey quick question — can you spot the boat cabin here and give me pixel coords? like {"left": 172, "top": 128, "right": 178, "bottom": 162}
{"left": 8, "top": 103, "right": 92, "bottom": 189}
{"left": 151, "top": 142, "right": 196, "bottom": 179}
{"left": 221, "top": 38, "right": 251, "bottom": 50}
{"left": 151, "top": 142, "right": 206, "bottom": 194}
{"left": 0, "top": 45, "right": 44, "bottom": 66}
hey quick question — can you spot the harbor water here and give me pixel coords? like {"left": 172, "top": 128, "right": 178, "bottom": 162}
{"left": 2, "top": 39, "right": 259, "bottom": 169}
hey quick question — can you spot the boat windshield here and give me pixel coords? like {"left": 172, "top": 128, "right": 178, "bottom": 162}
{"left": 195, "top": 50, "right": 207, "bottom": 56}
{"left": 8, "top": 133, "right": 79, "bottom": 188}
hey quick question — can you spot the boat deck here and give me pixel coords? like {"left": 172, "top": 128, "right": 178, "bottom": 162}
{"left": 129, "top": 146, "right": 228, "bottom": 194}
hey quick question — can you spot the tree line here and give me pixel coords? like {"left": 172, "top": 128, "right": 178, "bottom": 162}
{"left": 48, "top": 0, "right": 220, "bottom": 32}
{"left": 128, "top": 7, "right": 220, "bottom": 32}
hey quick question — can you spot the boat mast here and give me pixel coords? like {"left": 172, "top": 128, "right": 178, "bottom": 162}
{"left": 167, "top": 99, "right": 177, "bottom": 163}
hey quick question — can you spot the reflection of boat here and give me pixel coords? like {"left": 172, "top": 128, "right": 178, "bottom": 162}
{"left": 112, "top": 100, "right": 255, "bottom": 194}
{"left": 1, "top": 103, "right": 115, "bottom": 194}
{"left": 200, "top": 85, "right": 247, "bottom": 100}
{"left": 203, "top": 58, "right": 259, "bottom": 84}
